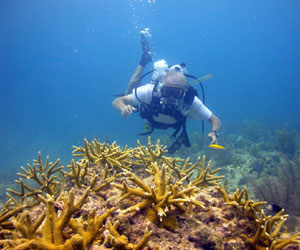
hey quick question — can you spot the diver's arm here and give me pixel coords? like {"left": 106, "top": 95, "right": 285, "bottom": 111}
{"left": 207, "top": 114, "right": 221, "bottom": 144}
{"left": 125, "top": 65, "right": 144, "bottom": 95}
{"left": 112, "top": 95, "right": 137, "bottom": 118}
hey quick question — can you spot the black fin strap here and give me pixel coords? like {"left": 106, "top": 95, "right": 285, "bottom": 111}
{"left": 168, "top": 122, "right": 190, "bottom": 154}
{"left": 138, "top": 126, "right": 154, "bottom": 136}
{"left": 182, "top": 122, "right": 191, "bottom": 147}
{"left": 170, "top": 126, "right": 181, "bottom": 139}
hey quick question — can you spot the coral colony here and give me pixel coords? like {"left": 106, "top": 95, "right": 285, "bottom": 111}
{"left": 0, "top": 137, "right": 299, "bottom": 250}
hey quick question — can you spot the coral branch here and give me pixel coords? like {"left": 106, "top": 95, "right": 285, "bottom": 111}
{"left": 106, "top": 220, "right": 153, "bottom": 250}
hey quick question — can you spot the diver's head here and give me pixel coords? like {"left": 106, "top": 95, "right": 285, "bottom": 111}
{"left": 161, "top": 71, "right": 187, "bottom": 100}
{"left": 163, "top": 71, "right": 187, "bottom": 88}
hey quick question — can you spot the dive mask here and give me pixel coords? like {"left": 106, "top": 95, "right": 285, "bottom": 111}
{"left": 161, "top": 86, "right": 185, "bottom": 99}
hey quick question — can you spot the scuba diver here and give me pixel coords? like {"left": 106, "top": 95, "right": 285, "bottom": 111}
{"left": 112, "top": 32, "right": 221, "bottom": 154}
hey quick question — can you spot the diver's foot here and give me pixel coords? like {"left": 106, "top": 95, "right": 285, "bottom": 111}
{"left": 139, "top": 33, "right": 152, "bottom": 66}
{"left": 141, "top": 33, "right": 150, "bottom": 53}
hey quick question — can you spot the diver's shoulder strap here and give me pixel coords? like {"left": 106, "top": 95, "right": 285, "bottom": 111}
{"left": 150, "top": 80, "right": 161, "bottom": 105}
{"left": 183, "top": 86, "right": 198, "bottom": 105}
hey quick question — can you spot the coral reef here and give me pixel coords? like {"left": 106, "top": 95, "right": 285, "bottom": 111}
{"left": 0, "top": 137, "right": 299, "bottom": 250}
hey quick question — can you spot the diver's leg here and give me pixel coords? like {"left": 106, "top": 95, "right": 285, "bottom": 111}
{"left": 125, "top": 65, "right": 144, "bottom": 95}
{"left": 125, "top": 33, "right": 152, "bottom": 95}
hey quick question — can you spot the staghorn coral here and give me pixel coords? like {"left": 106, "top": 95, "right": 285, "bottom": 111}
{"left": 134, "top": 137, "right": 169, "bottom": 167}
{"left": 64, "top": 158, "right": 91, "bottom": 189}
{"left": 190, "top": 156, "right": 224, "bottom": 188}
{"left": 36, "top": 187, "right": 90, "bottom": 246}
{"left": 217, "top": 184, "right": 300, "bottom": 249}
{"left": 72, "top": 138, "right": 135, "bottom": 171}
{"left": 165, "top": 155, "right": 224, "bottom": 188}
{"left": 16, "top": 152, "right": 63, "bottom": 196}
{"left": 3, "top": 188, "right": 90, "bottom": 249}
{"left": 6, "top": 152, "right": 63, "bottom": 209}
{"left": 112, "top": 162, "right": 205, "bottom": 229}
{"left": 6, "top": 178, "right": 42, "bottom": 208}
{"left": 0, "top": 152, "right": 64, "bottom": 232}
{"left": 241, "top": 210, "right": 300, "bottom": 250}
{"left": 64, "top": 159, "right": 118, "bottom": 193}
{"left": 105, "top": 220, "right": 153, "bottom": 250}
{"left": 0, "top": 187, "right": 116, "bottom": 250}
{"left": 0, "top": 137, "right": 299, "bottom": 250}
{"left": 68, "top": 207, "right": 117, "bottom": 247}
{"left": 0, "top": 200, "right": 25, "bottom": 236}
{"left": 217, "top": 184, "right": 266, "bottom": 220}
{"left": 88, "top": 163, "right": 119, "bottom": 193}
{"left": 164, "top": 156, "right": 200, "bottom": 181}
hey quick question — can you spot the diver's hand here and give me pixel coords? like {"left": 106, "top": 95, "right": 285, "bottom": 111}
{"left": 121, "top": 105, "right": 137, "bottom": 118}
{"left": 208, "top": 132, "right": 218, "bottom": 144}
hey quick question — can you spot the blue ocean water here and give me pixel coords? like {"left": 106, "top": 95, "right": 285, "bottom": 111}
{"left": 0, "top": 0, "right": 299, "bottom": 181}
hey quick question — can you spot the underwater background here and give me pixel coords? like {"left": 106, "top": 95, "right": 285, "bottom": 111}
{"left": 0, "top": 0, "right": 300, "bottom": 207}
